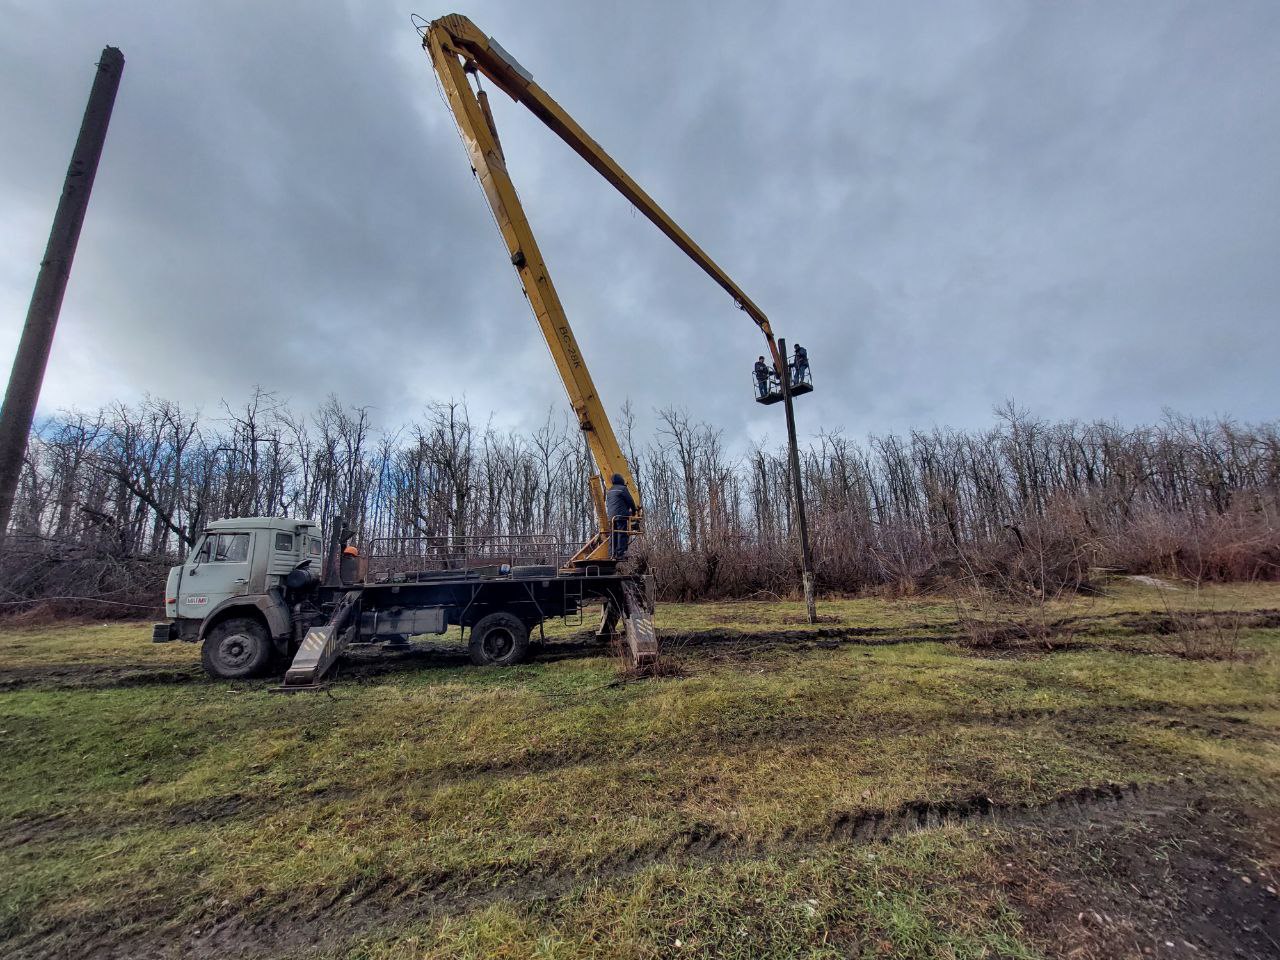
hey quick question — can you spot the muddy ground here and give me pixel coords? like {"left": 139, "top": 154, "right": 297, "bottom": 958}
{"left": 3, "top": 594, "right": 1278, "bottom": 959}
{"left": 1008, "top": 791, "right": 1279, "bottom": 959}
{"left": 54, "top": 780, "right": 1279, "bottom": 960}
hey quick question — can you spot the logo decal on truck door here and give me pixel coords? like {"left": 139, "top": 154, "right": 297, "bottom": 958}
{"left": 185, "top": 596, "right": 208, "bottom": 606}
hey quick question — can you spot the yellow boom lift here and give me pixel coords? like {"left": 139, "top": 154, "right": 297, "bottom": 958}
{"left": 420, "top": 13, "right": 792, "bottom": 569}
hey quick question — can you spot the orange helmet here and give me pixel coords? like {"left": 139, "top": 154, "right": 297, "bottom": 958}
{"left": 343, "top": 545, "right": 359, "bottom": 556}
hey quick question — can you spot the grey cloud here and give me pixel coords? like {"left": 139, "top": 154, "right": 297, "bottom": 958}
{"left": 0, "top": 0, "right": 1275, "bottom": 451}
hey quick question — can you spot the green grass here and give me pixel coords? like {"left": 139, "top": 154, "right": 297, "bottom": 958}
{"left": 355, "top": 828, "right": 1035, "bottom": 960}
{"left": 1, "top": 578, "right": 1278, "bottom": 958}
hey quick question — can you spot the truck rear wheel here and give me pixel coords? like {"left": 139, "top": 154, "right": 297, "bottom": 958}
{"left": 202, "top": 616, "right": 274, "bottom": 679}
{"left": 468, "top": 612, "right": 530, "bottom": 667}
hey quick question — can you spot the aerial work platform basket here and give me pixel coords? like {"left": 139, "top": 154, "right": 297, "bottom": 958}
{"left": 754, "top": 356, "right": 814, "bottom": 405}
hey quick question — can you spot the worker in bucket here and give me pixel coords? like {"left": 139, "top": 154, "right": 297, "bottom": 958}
{"left": 605, "top": 473, "right": 636, "bottom": 560}
{"left": 753, "top": 355, "right": 771, "bottom": 398}
{"left": 792, "top": 343, "right": 809, "bottom": 386}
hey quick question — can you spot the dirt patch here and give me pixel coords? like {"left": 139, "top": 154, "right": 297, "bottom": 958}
{"left": 660, "top": 626, "right": 953, "bottom": 661}
{"left": 975, "top": 703, "right": 1272, "bottom": 741}
{"left": 0, "top": 787, "right": 364, "bottom": 856}
{"left": 658, "top": 624, "right": 1111, "bottom": 664}
{"left": 1006, "top": 790, "right": 1280, "bottom": 959}
{"left": 1117, "top": 609, "right": 1280, "bottom": 635}
{"left": 778, "top": 613, "right": 845, "bottom": 626}
{"left": 0, "top": 662, "right": 204, "bottom": 691}
{"left": 0, "top": 812, "right": 74, "bottom": 850}
{"left": 959, "top": 639, "right": 1090, "bottom": 659}
{"left": 1146, "top": 713, "right": 1275, "bottom": 743}
{"left": 692, "top": 609, "right": 846, "bottom": 627}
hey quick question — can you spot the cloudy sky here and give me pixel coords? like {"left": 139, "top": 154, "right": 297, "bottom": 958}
{"left": 0, "top": 0, "right": 1276, "bottom": 449}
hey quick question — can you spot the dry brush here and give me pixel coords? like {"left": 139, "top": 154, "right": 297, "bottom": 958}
{"left": 3, "top": 395, "right": 1277, "bottom": 613}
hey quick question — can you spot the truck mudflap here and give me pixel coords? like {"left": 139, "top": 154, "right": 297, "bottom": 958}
{"left": 280, "top": 591, "right": 361, "bottom": 689}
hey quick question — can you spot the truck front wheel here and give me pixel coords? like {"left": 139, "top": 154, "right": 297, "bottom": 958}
{"left": 202, "top": 617, "right": 274, "bottom": 679}
{"left": 469, "top": 612, "right": 530, "bottom": 667}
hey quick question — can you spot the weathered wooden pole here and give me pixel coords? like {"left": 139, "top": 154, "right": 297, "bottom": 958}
{"left": 0, "top": 46, "right": 124, "bottom": 543}
{"left": 777, "top": 338, "right": 816, "bottom": 623}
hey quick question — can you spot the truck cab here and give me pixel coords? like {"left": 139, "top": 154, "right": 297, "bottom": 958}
{"left": 154, "top": 518, "right": 323, "bottom": 675}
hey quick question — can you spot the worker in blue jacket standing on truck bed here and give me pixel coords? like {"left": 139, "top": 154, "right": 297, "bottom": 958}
{"left": 605, "top": 473, "right": 636, "bottom": 559}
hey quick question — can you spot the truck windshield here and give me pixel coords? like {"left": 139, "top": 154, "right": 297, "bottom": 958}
{"left": 194, "top": 533, "right": 250, "bottom": 564}
{"left": 215, "top": 533, "right": 250, "bottom": 562}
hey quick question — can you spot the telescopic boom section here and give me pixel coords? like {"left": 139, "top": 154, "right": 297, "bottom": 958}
{"left": 423, "top": 14, "right": 780, "bottom": 563}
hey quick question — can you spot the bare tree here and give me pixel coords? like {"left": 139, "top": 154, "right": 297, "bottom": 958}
{"left": 5, "top": 395, "right": 1277, "bottom": 614}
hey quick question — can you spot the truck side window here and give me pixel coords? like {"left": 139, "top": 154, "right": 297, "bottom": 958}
{"left": 193, "top": 536, "right": 213, "bottom": 564}
{"left": 275, "top": 532, "right": 294, "bottom": 551}
{"left": 309, "top": 537, "right": 322, "bottom": 557}
{"left": 214, "top": 533, "right": 250, "bottom": 563}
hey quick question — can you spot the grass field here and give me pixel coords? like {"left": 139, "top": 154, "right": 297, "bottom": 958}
{"left": 2, "top": 578, "right": 1278, "bottom": 959}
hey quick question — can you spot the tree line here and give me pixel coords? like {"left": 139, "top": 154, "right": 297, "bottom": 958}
{"left": 4, "top": 392, "right": 1277, "bottom": 613}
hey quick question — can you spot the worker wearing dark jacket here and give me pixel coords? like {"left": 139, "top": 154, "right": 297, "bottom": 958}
{"left": 605, "top": 473, "right": 636, "bottom": 559}
{"left": 753, "top": 356, "right": 771, "bottom": 398}
{"left": 792, "top": 343, "right": 809, "bottom": 386}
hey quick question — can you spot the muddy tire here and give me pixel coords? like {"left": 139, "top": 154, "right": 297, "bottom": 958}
{"left": 201, "top": 616, "right": 274, "bottom": 679}
{"left": 468, "top": 612, "right": 530, "bottom": 667}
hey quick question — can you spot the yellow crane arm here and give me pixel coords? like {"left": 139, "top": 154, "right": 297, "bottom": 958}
{"left": 423, "top": 14, "right": 780, "bottom": 562}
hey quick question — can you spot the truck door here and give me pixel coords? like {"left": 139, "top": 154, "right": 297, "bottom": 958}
{"left": 179, "top": 531, "right": 256, "bottom": 620}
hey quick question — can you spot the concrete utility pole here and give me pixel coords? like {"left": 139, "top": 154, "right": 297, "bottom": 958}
{"left": 777, "top": 338, "right": 816, "bottom": 623}
{"left": 0, "top": 46, "right": 124, "bottom": 544}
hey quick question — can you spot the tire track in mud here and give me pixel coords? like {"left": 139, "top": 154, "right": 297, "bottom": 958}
{"left": 126, "top": 778, "right": 1211, "bottom": 960}
{"left": 583, "top": 778, "right": 1215, "bottom": 892}
{"left": 5, "top": 702, "right": 1265, "bottom": 857}
{"left": 0, "top": 663, "right": 204, "bottom": 691}
{"left": 0, "top": 787, "right": 358, "bottom": 852}
{"left": 663, "top": 605, "right": 1280, "bottom": 662}
{"left": 663, "top": 625, "right": 955, "bottom": 651}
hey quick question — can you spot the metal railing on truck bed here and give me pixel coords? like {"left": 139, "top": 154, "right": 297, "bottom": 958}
{"left": 363, "top": 534, "right": 574, "bottom": 582}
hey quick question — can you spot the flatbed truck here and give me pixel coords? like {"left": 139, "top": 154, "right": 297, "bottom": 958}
{"left": 154, "top": 515, "right": 654, "bottom": 685}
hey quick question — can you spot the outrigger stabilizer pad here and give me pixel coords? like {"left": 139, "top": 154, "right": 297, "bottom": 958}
{"left": 621, "top": 578, "right": 659, "bottom": 669}
{"left": 279, "top": 590, "right": 361, "bottom": 690}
